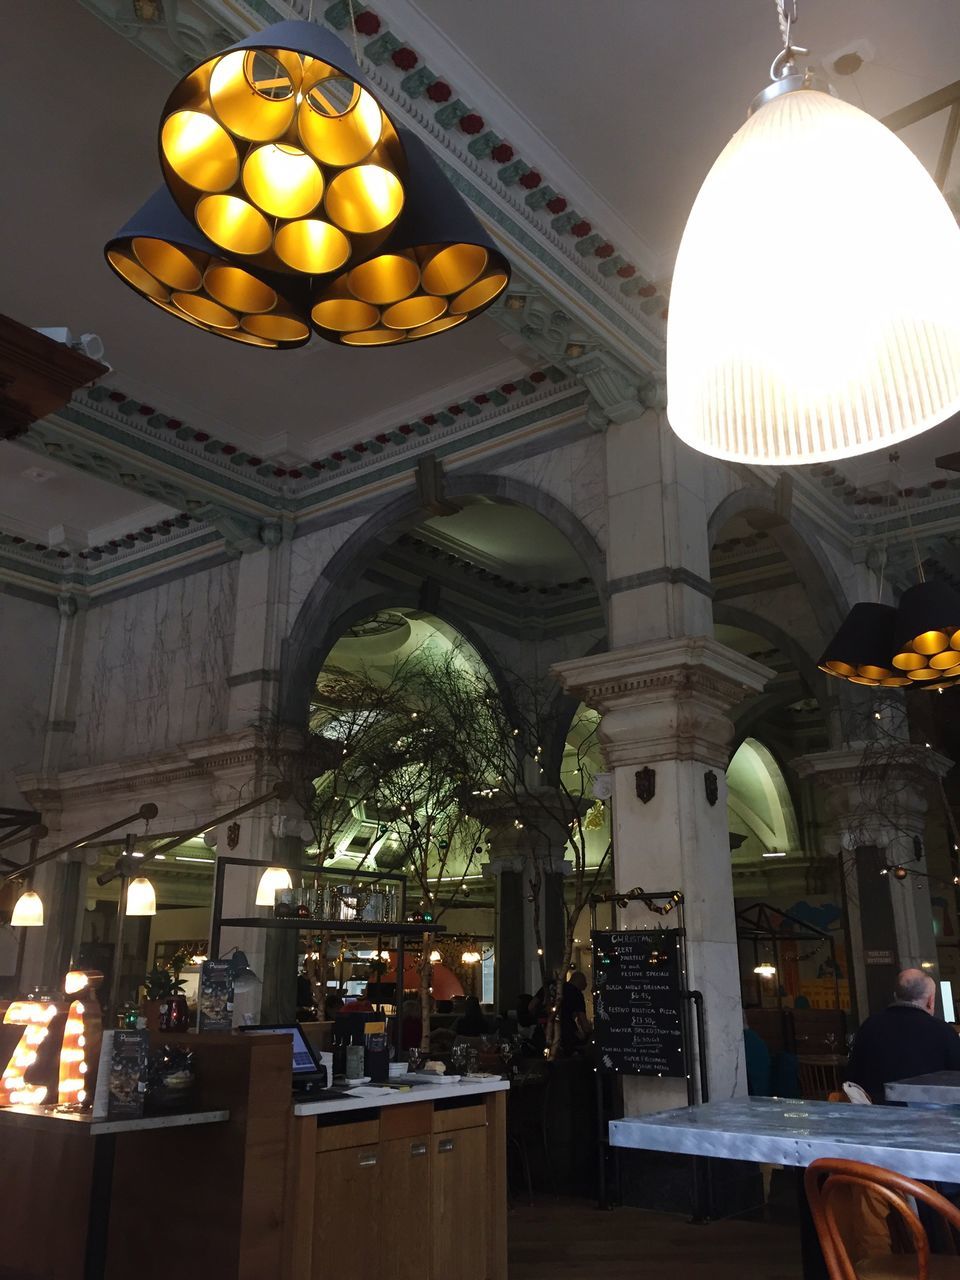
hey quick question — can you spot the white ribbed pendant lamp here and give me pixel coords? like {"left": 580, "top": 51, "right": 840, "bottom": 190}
{"left": 667, "top": 3, "right": 960, "bottom": 465}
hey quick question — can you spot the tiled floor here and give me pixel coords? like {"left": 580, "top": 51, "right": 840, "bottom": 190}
{"left": 508, "top": 1198, "right": 805, "bottom": 1279}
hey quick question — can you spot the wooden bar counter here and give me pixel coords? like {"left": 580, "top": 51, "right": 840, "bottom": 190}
{"left": 285, "top": 1080, "right": 509, "bottom": 1280}
{"left": 0, "top": 1034, "right": 508, "bottom": 1280}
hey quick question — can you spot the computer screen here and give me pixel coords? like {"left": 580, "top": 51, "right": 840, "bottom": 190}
{"left": 238, "top": 1024, "right": 320, "bottom": 1075}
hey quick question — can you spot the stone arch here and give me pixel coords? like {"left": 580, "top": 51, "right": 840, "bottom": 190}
{"left": 317, "top": 590, "right": 521, "bottom": 729}
{"left": 281, "top": 470, "right": 606, "bottom": 727}
{"left": 708, "top": 484, "right": 847, "bottom": 642}
{"left": 728, "top": 735, "right": 802, "bottom": 854}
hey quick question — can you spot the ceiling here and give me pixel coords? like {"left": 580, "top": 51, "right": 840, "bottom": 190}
{"left": 422, "top": 499, "right": 587, "bottom": 582}
{"left": 3, "top": 0, "right": 960, "bottom": 544}
{"left": 404, "top": 0, "right": 960, "bottom": 275}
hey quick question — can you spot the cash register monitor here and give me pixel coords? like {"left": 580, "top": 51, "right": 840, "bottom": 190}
{"left": 237, "top": 1023, "right": 327, "bottom": 1096}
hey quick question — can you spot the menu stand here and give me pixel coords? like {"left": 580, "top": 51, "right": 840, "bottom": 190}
{"left": 589, "top": 894, "right": 711, "bottom": 1218}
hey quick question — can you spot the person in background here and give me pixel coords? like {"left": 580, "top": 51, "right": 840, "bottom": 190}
{"left": 401, "top": 998, "right": 423, "bottom": 1050}
{"left": 324, "top": 992, "right": 344, "bottom": 1016}
{"left": 847, "top": 968, "right": 960, "bottom": 1102}
{"left": 456, "top": 995, "right": 489, "bottom": 1037}
{"left": 559, "top": 971, "right": 592, "bottom": 1055}
{"left": 338, "top": 986, "right": 374, "bottom": 1015}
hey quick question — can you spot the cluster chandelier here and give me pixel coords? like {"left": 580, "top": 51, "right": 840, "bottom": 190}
{"left": 667, "top": 1, "right": 960, "bottom": 465}
{"left": 106, "top": 22, "right": 509, "bottom": 351}
{"left": 819, "top": 582, "right": 960, "bottom": 692}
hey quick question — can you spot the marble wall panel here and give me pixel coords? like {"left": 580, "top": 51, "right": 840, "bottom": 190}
{"left": 497, "top": 437, "right": 608, "bottom": 551}
{"left": 0, "top": 593, "right": 58, "bottom": 804}
{"left": 67, "top": 561, "right": 237, "bottom": 768}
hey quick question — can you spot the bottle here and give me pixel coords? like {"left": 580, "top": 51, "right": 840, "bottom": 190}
{"left": 345, "top": 1038, "right": 365, "bottom": 1080}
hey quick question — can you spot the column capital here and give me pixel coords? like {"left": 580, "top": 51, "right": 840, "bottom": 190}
{"left": 793, "top": 744, "right": 953, "bottom": 786}
{"left": 794, "top": 743, "right": 951, "bottom": 853}
{"left": 551, "top": 636, "right": 773, "bottom": 768}
{"left": 483, "top": 854, "right": 525, "bottom": 878}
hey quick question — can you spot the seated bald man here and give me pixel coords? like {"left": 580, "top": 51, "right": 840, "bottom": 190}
{"left": 847, "top": 968, "right": 960, "bottom": 1103}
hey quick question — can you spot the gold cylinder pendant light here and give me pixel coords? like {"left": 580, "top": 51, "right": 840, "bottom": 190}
{"left": 106, "top": 187, "right": 312, "bottom": 348}
{"left": 817, "top": 602, "right": 911, "bottom": 688}
{"left": 311, "top": 131, "right": 510, "bottom": 347}
{"left": 158, "top": 21, "right": 407, "bottom": 278}
{"left": 891, "top": 580, "right": 960, "bottom": 689}
{"left": 667, "top": 6, "right": 960, "bottom": 465}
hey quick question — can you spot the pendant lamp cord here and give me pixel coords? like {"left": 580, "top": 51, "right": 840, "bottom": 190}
{"left": 346, "top": 0, "right": 362, "bottom": 64}
{"left": 772, "top": 0, "right": 808, "bottom": 79}
{"left": 875, "top": 453, "right": 899, "bottom": 603}
{"left": 894, "top": 452, "right": 927, "bottom": 584}
{"left": 775, "top": 0, "right": 797, "bottom": 50}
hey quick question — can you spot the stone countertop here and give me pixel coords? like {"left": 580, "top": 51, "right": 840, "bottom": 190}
{"left": 884, "top": 1072, "right": 960, "bottom": 1105}
{"left": 609, "top": 1098, "right": 960, "bottom": 1181}
{"left": 0, "top": 1104, "right": 229, "bottom": 1136}
{"left": 293, "top": 1076, "right": 509, "bottom": 1116}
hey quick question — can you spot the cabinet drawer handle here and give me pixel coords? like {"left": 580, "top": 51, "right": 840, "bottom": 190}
{"left": 410, "top": 1143, "right": 428, "bottom": 1156}
{"left": 438, "top": 1138, "right": 455, "bottom": 1153}
{"left": 358, "top": 1154, "right": 378, "bottom": 1167}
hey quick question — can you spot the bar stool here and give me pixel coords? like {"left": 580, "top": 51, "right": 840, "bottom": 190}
{"left": 805, "top": 1158, "right": 960, "bottom": 1278}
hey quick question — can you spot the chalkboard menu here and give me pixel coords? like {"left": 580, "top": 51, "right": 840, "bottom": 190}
{"left": 592, "top": 929, "right": 685, "bottom": 1077}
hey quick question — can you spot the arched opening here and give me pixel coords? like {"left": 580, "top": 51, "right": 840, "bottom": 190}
{"left": 281, "top": 475, "right": 606, "bottom": 729}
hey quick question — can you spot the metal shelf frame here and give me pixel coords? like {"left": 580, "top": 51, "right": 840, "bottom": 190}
{"left": 209, "top": 856, "right": 441, "bottom": 1029}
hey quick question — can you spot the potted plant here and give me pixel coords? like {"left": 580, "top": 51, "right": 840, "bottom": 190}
{"left": 141, "top": 964, "right": 190, "bottom": 1032}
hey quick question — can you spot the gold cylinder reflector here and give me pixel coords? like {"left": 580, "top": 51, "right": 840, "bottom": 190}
{"left": 159, "top": 28, "right": 407, "bottom": 276}
{"left": 242, "top": 145, "right": 323, "bottom": 219}
{"left": 106, "top": 232, "right": 310, "bottom": 350}
{"left": 311, "top": 242, "right": 509, "bottom": 347}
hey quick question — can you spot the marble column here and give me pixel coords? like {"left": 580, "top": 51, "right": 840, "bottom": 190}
{"left": 483, "top": 853, "right": 526, "bottom": 1014}
{"left": 478, "top": 795, "right": 572, "bottom": 1005}
{"left": 553, "top": 637, "right": 772, "bottom": 1110}
{"left": 794, "top": 746, "right": 945, "bottom": 1020}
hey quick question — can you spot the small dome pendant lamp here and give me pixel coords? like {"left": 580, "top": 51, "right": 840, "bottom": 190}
{"left": 667, "top": 3, "right": 960, "bottom": 465}
{"left": 11, "top": 890, "right": 44, "bottom": 927}
{"left": 158, "top": 21, "right": 407, "bottom": 278}
{"left": 310, "top": 130, "right": 511, "bottom": 347}
{"left": 105, "top": 187, "right": 312, "bottom": 348}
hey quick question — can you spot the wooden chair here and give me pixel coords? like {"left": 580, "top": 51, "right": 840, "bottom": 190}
{"left": 805, "top": 1158, "right": 960, "bottom": 1279}
{"left": 798, "top": 1054, "right": 846, "bottom": 1100}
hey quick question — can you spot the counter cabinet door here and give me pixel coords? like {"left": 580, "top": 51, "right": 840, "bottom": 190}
{"left": 313, "top": 1143, "right": 381, "bottom": 1280}
{"left": 431, "top": 1127, "right": 488, "bottom": 1280}
{"left": 380, "top": 1135, "right": 433, "bottom": 1280}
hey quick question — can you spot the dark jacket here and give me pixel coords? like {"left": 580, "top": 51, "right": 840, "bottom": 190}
{"left": 847, "top": 1003, "right": 960, "bottom": 1102}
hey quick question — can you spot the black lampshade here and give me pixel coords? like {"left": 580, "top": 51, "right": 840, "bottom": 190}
{"left": 158, "top": 21, "right": 407, "bottom": 277}
{"left": 105, "top": 187, "right": 312, "bottom": 348}
{"left": 891, "top": 579, "right": 960, "bottom": 684}
{"left": 310, "top": 129, "right": 511, "bottom": 346}
{"left": 818, "top": 602, "right": 910, "bottom": 687}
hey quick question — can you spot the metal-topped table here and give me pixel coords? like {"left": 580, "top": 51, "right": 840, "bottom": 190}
{"left": 611, "top": 1098, "right": 960, "bottom": 1279}
{"left": 884, "top": 1071, "right": 960, "bottom": 1106}
{"left": 610, "top": 1097, "right": 960, "bottom": 1181}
